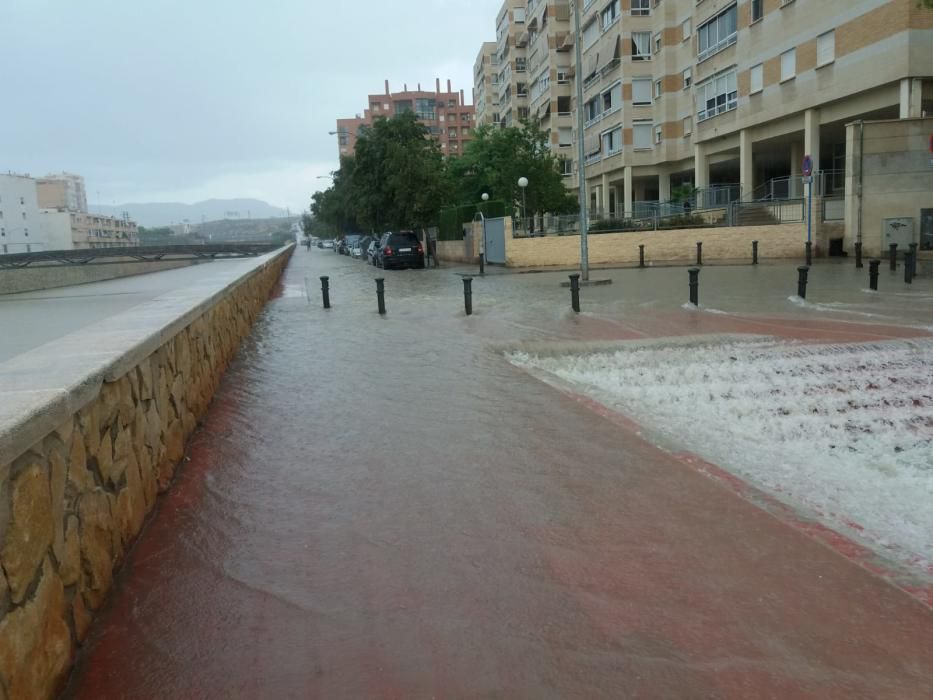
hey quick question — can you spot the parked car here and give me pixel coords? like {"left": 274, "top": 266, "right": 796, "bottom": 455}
{"left": 375, "top": 231, "right": 425, "bottom": 270}
{"left": 353, "top": 236, "right": 373, "bottom": 259}
{"left": 366, "top": 240, "right": 380, "bottom": 265}
{"left": 350, "top": 241, "right": 364, "bottom": 258}
{"left": 340, "top": 234, "right": 363, "bottom": 256}
{"left": 319, "top": 239, "right": 334, "bottom": 249}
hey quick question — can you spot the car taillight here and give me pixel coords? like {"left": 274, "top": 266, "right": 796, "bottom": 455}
{"left": 416, "top": 244, "right": 423, "bottom": 253}
{"left": 384, "top": 246, "right": 393, "bottom": 255}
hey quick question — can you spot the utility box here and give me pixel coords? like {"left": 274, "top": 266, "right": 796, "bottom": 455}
{"left": 882, "top": 217, "right": 914, "bottom": 250}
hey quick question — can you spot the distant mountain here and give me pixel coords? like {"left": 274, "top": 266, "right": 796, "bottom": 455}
{"left": 93, "top": 199, "right": 289, "bottom": 227}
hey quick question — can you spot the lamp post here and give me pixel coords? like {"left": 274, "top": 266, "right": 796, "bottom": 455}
{"left": 573, "top": 0, "right": 590, "bottom": 281}
{"left": 518, "top": 176, "right": 529, "bottom": 233}
{"left": 479, "top": 192, "right": 489, "bottom": 275}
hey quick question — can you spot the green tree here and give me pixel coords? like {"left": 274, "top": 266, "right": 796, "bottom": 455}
{"left": 310, "top": 156, "right": 359, "bottom": 235}
{"left": 445, "top": 122, "right": 577, "bottom": 218}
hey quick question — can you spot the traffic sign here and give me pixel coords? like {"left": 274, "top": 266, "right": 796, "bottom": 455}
{"left": 802, "top": 155, "right": 814, "bottom": 177}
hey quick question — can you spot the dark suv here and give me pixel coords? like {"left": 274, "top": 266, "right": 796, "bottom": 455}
{"left": 375, "top": 231, "right": 425, "bottom": 270}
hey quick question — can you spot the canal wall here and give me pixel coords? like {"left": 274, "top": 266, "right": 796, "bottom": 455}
{"left": 0, "top": 258, "right": 198, "bottom": 295}
{"left": 0, "top": 245, "right": 293, "bottom": 699}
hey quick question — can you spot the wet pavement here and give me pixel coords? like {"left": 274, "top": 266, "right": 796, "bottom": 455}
{"left": 67, "top": 250, "right": 933, "bottom": 698}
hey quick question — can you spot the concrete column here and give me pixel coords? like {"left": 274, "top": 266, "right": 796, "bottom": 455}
{"left": 601, "top": 173, "right": 610, "bottom": 216}
{"left": 623, "top": 166, "right": 634, "bottom": 219}
{"left": 658, "top": 168, "right": 671, "bottom": 203}
{"left": 790, "top": 140, "right": 803, "bottom": 198}
{"left": 694, "top": 143, "right": 709, "bottom": 190}
{"left": 612, "top": 185, "right": 620, "bottom": 216}
{"left": 899, "top": 78, "right": 923, "bottom": 118}
{"left": 739, "top": 129, "right": 753, "bottom": 200}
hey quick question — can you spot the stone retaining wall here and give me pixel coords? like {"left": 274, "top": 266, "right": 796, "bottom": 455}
{"left": 0, "top": 246, "right": 293, "bottom": 699}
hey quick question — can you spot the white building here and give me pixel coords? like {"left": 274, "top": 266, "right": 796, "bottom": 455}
{"left": 0, "top": 174, "right": 46, "bottom": 255}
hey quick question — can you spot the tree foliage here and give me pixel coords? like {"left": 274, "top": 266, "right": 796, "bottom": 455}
{"left": 445, "top": 122, "right": 577, "bottom": 217}
{"left": 311, "top": 113, "right": 448, "bottom": 233}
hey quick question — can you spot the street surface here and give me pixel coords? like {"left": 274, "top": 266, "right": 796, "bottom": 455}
{"left": 66, "top": 250, "right": 933, "bottom": 697}
{"left": 0, "top": 262, "right": 230, "bottom": 363}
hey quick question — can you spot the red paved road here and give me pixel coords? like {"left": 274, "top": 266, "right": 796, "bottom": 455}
{"left": 66, "top": 255, "right": 933, "bottom": 698}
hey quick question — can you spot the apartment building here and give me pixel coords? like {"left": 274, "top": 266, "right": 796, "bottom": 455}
{"left": 0, "top": 173, "right": 45, "bottom": 254}
{"left": 525, "top": 0, "right": 576, "bottom": 175}
{"left": 334, "top": 80, "right": 475, "bottom": 158}
{"left": 494, "top": 0, "right": 531, "bottom": 128}
{"left": 474, "top": 42, "right": 500, "bottom": 126}
{"left": 573, "top": 0, "right": 932, "bottom": 226}
{"left": 36, "top": 172, "right": 89, "bottom": 213}
{"left": 40, "top": 210, "right": 139, "bottom": 250}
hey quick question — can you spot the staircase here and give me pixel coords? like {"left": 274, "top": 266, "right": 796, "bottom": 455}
{"left": 733, "top": 202, "right": 781, "bottom": 227}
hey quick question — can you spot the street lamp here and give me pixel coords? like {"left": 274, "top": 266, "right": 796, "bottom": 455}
{"left": 479, "top": 192, "right": 489, "bottom": 275}
{"left": 518, "top": 177, "right": 529, "bottom": 232}
{"left": 573, "top": 0, "right": 590, "bottom": 280}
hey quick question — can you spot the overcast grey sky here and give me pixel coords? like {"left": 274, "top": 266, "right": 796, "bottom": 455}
{"left": 1, "top": 0, "right": 502, "bottom": 212}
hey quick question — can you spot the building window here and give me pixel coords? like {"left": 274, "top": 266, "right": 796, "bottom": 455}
{"left": 19, "top": 197, "right": 24, "bottom": 205}
{"left": 584, "top": 96, "right": 601, "bottom": 125}
{"left": 559, "top": 126, "right": 573, "bottom": 146}
{"left": 654, "top": 33, "right": 662, "bottom": 53}
{"left": 751, "top": 0, "right": 763, "bottom": 23}
{"left": 516, "top": 57, "right": 526, "bottom": 73}
{"left": 632, "top": 78, "right": 652, "bottom": 105}
{"left": 633, "top": 121, "right": 653, "bottom": 149}
{"left": 513, "top": 7, "right": 526, "bottom": 22}
{"left": 682, "top": 18, "right": 692, "bottom": 40}
{"left": 683, "top": 116, "right": 693, "bottom": 135}
{"left": 24, "top": 228, "right": 28, "bottom": 237}
{"left": 750, "top": 63, "right": 763, "bottom": 94}
{"left": 696, "top": 68, "right": 737, "bottom": 122}
{"left": 781, "top": 48, "right": 796, "bottom": 81}
{"left": 697, "top": 4, "right": 738, "bottom": 61}
{"left": 683, "top": 67, "right": 692, "bottom": 89}
{"left": 654, "top": 126, "right": 663, "bottom": 144}
{"left": 631, "top": 32, "right": 651, "bottom": 60}
{"left": 631, "top": 0, "right": 650, "bottom": 16}
{"left": 654, "top": 80, "right": 662, "bottom": 99}
{"left": 601, "top": 0, "right": 620, "bottom": 30}
{"left": 817, "top": 30, "right": 835, "bottom": 67}
{"left": 602, "top": 126, "right": 623, "bottom": 156}
{"left": 557, "top": 95, "right": 572, "bottom": 114}
{"left": 557, "top": 69, "right": 571, "bottom": 84}
{"left": 601, "top": 81, "right": 622, "bottom": 115}
{"left": 560, "top": 158, "right": 574, "bottom": 176}
{"left": 583, "top": 18, "right": 600, "bottom": 49}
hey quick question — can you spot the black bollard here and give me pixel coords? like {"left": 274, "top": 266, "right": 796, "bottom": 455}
{"left": 905, "top": 251, "right": 914, "bottom": 284}
{"left": 854, "top": 241, "right": 863, "bottom": 269}
{"left": 688, "top": 267, "right": 700, "bottom": 306}
{"left": 479, "top": 250, "right": 485, "bottom": 276}
{"left": 797, "top": 265, "right": 810, "bottom": 299}
{"left": 805, "top": 241, "right": 813, "bottom": 267}
{"left": 889, "top": 243, "right": 898, "bottom": 271}
{"left": 869, "top": 259, "right": 880, "bottom": 291}
{"left": 462, "top": 276, "right": 473, "bottom": 316}
{"left": 639, "top": 244, "right": 645, "bottom": 268}
{"left": 569, "top": 273, "right": 581, "bottom": 313}
{"left": 752, "top": 240, "right": 759, "bottom": 266}
{"left": 320, "top": 276, "right": 331, "bottom": 309}
{"left": 909, "top": 243, "right": 919, "bottom": 277}
{"left": 375, "top": 278, "right": 386, "bottom": 315}
{"left": 696, "top": 241, "right": 703, "bottom": 266}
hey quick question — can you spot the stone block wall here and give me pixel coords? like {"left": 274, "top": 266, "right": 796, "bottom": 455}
{"left": 0, "top": 248, "right": 292, "bottom": 699}
{"left": 504, "top": 224, "right": 806, "bottom": 268}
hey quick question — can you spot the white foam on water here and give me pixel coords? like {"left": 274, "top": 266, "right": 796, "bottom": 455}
{"left": 511, "top": 337, "right": 933, "bottom": 573}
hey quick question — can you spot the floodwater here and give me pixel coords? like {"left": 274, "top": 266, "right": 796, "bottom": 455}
{"left": 67, "top": 250, "right": 933, "bottom": 698}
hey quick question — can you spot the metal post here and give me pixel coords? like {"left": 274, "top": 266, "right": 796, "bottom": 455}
{"left": 869, "top": 259, "right": 880, "bottom": 291}
{"left": 375, "top": 278, "right": 386, "bottom": 315}
{"left": 479, "top": 213, "right": 486, "bottom": 276}
{"left": 904, "top": 250, "right": 914, "bottom": 284}
{"left": 889, "top": 243, "right": 898, "bottom": 271}
{"left": 807, "top": 177, "right": 812, "bottom": 246}
{"left": 805, "top": 241, "right": 812, "bottom": 266}
{"left": 639, "top": 244, "right": 645, "bottom": 268}
{"left": 688, "top": 267, "right": 700, "bottom": 306}
{"left": 909, "top": 242, "right": 919, "bottom": 277}
{"left": 462, "top": 276, "right": 473, "bottom": 315}
{"left": 797, "top": 265, "right": 810, "bottom": 299}
{"left": 696, "top": 241, "right": 703, "bottom": 266}
{"left": 573, "top": 0, "right": 590, "bottom": 281}
{"left": 320, "top": 276, "right": 330, "bottom": 309}
{"left": 569, "top": 273, "right": 581, "bottom": 313}
{"left": 854, "top": 241, "right": 863, "bottom": 269}
{"left": 752, "top": 240, "right": 758, "bottom": 265}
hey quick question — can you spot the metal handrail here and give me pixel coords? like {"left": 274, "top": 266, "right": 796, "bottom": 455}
{"left": 0, "top": 243, "right": 282, "bottom": 269}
